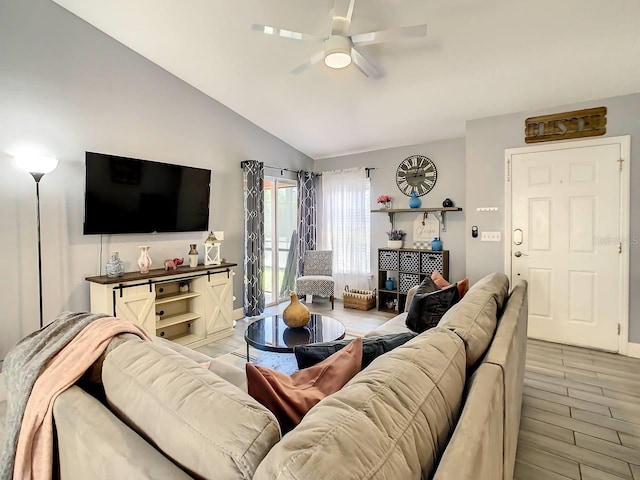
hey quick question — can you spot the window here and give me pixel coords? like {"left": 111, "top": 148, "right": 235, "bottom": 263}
{"left": 321, "top": 168, "right": 371, "bottom": 294}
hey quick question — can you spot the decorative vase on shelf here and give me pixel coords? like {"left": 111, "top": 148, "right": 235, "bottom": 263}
{"left": 105, "top": 251, "right": 125, "bottom": 278}
{"left": 431, "top": 237, "right": 443, "bottom": 251}
{"left": 137, "top": 246, "right": 152, "bottom": 273}
{"left": 379, "top": 201, "right": 392, "bottom": 210}
{"left": 282, "top": 292, "right": 311, "bottom": 328}
{"left": 387, "top": 240, "right": 403, "bottom": 249}
{"left": 189, "top": 244, "right": 198, "bottom": 268}
{"left": 385, "top": 277, "right": 395, "bottom": 291}
{"left": 409, "top": 190, "right": 422, "bottom": 209}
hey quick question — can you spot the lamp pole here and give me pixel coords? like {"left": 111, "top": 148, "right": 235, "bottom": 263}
{"left": 31, "top": 172, "right": 45, "bottom": 329}
{"left": 14, "top": 155, "right": 57, "bottom": 330}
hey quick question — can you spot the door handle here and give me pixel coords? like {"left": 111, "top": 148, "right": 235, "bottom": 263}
{"left": 514, "top": 251, "right": 529, "bottom": 258}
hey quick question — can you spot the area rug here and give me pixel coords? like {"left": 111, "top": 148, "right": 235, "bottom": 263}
{"left": 215, "top": 328, "right": 365, "bottom": 374}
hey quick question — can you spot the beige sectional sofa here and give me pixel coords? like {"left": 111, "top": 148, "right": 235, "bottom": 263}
{"left": 52, "top": 273, "right": 527, "bottom": 479}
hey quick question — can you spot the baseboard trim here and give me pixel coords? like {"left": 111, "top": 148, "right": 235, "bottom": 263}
{"left": 627, "top": 342, "right": 640, "bottom": 359}
{"left": 233, "top": 307, "right": 245, "bottom": 321}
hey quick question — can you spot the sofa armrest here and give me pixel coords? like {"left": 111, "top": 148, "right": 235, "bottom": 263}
{"left": 54, "top": 386, "right": 192, "bottom": 480}
{"left": 433, "top": 363, "right": 504, "bottom": 480}
{"left": 404, "top": 285, "right": 420, "bottom": 313}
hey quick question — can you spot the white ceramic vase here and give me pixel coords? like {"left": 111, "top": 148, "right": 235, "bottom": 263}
{"left": 137, "top": 246, "right": 152, "bottom": 273}
{"left": 387, "top": 240, "right": 403, "bottom": 249}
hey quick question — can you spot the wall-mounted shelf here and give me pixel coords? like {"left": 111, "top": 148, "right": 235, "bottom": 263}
{"left": 371, "top": 207, "right": 463, "bottom": 232}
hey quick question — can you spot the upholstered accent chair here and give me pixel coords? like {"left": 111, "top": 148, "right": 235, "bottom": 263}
{"left": 295, "top": 250, "right": 335, "bottom": 309}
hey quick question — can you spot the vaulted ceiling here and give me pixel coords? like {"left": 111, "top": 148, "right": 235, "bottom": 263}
{"left": 51, "top": 0, "right": 640, "bottom": 159}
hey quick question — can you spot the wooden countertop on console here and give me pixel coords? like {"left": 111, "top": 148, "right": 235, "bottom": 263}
{"left": 86, "top": 262, "right": 237, "bottom": 285}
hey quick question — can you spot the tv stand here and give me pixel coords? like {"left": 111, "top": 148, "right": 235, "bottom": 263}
{"left": 86, "top": 263, "right": 237, "bottom": 348}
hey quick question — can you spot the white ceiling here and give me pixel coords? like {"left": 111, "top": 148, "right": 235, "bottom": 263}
{"left": 51, "top": 0, "right": 640, "bottom": 159}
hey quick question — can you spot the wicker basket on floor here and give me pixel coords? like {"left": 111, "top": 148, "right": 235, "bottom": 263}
{"left": 343, "top": 286, "right": 376, "bottom": 311}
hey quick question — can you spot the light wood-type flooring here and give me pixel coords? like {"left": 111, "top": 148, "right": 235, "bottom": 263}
{"left": 197, "top": 299, "right": 640, "bottom": 480}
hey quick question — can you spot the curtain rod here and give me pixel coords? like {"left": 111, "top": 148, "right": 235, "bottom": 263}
{"left": 240, "top": 161, "right": 376, "bottom": 177}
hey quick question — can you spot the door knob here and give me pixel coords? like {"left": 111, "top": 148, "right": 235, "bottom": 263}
{"left": 514, "top": 251, "right": 528, "bottom": 257}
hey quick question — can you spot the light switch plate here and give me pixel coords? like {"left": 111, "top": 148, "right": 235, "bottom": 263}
{"left": 481, "top": 231, "right": 501, "bottom": 242}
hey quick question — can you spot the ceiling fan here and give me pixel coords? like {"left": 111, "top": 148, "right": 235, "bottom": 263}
{"left": 252, "top": 0, "right": 427, "bottom": 78}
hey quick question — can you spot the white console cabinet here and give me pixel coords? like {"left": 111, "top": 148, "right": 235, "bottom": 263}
{"left": 86, "top": 263, "right": 236, "bottom": 348}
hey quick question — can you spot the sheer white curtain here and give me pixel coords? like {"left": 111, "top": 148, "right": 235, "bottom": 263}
{"left": 321, "top": 168, "right": 371, "bottom": 296}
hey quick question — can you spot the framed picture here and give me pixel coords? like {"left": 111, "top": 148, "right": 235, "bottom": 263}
{"left": 413, "top": 213, "right": 439, "bottom": 249}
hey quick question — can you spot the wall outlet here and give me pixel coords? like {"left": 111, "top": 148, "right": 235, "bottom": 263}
{"left": 481, "top": 231, "right": 501, "bottom": 242}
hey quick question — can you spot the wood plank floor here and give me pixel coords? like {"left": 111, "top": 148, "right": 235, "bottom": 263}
{"left": 516, "top": 339, "right": 640, "bottom": 480}
{"left": 198, "top": 300, "right": 640, "bottom": 480}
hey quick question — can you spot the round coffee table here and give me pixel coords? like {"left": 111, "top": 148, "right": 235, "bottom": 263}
{"left": 244, "top": 314, "right": 346, "bottom": 361}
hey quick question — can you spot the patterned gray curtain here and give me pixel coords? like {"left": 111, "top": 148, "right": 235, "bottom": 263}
{"left": 242, "top": 160, "right": 265, "bottom": 317}
{"left": 297, "top": 171, "right": 319, "bottom": 276}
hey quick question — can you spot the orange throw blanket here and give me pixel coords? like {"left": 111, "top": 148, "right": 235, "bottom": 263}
{"left": 12, "top": 317, "right": 151, "bottom": 480}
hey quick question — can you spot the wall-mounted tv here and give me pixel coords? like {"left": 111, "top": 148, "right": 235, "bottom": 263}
{"left": 83, "top": 152, "right": 211, "bottom": 235}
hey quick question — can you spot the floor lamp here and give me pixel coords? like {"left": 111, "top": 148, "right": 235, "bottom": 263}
{"left": 16, "top": 156, "right": 59, "bottom": 329}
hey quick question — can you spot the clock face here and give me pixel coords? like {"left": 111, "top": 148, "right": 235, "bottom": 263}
{"left": 395, "top": 155, "right": 437, "bottom": 197}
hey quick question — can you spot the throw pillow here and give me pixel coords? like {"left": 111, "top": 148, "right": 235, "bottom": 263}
{"left": 246, "top": 337, "right": 362, "bottom": 434}
{"left": 415, "top": 276, "right": 440, "bottom": 295}
{"left": 432, "top": 270, "right": 470, "bottom": 299}
{"left": 405, "top": 284, "right": 460, "bottom": 333}
{"left": 294, "top": 332, "right": 418, "bottom": 370}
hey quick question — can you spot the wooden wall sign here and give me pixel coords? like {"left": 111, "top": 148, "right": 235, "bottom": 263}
{"left": 525, "top": 107, "right": 607, "bottom": 143}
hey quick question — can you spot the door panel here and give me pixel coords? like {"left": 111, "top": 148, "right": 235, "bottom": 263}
{"left": 528, "top": 268, "right": 552, "bottom": 318}
{"left": 511, "top": 143, "right": 621, "bottom": 351}
{"left": 115, "top": 286, "right": 155, "bottom": 334}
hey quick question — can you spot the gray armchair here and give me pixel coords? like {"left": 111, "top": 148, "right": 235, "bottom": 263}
{"left": 295, "top": 250, "right": 335, "bottom": 309}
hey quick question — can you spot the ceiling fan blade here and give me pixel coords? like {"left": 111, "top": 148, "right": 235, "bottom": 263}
{"left": 351, "top": 48, "right": 382, "bottom": 78}
{"left": 252, "top": 23, "right": 324, "bottom": 43}
{"left": 290, "top": 50, "right": 326, "bottom": 75}
{"left": 333, "top": 0, "right": 356, "bottom": 22}
{"left": 351, "top": 24, "right": 427, "bottom": 46}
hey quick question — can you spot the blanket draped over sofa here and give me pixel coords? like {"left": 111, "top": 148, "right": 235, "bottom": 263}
{"left": 0, "top": 312, "right": 150, "bottom": 480}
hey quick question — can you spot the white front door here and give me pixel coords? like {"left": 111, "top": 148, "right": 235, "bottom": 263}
{"left": 508, "top": 138, "right": 628, "bottom": 352}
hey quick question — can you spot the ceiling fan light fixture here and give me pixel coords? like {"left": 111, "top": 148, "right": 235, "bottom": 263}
{"left": 324, "top": 35, "right": 352, "bottom": 69}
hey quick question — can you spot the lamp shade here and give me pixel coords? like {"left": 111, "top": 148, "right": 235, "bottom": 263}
{"left": 15, "top": 156, "right": 58, "bottom": 175}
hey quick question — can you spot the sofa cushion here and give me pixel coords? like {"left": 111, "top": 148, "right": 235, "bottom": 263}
{"left": 364, "top": 313, "right": 411, "bottom": 337}
{"left": 293, "top": 332, "right": 418, "bottom": 370}
{"left": 253, "top": 327, "right": 467, "bottom": 480}
{"left": 406, "top": 284, "right": 460, "bottom": 333}
{"left": 102, "top": 340, "right": 280, "bottom": 480}
{"left": 247, "top": 338, "right": 362, "bottom": 433}
{"left": 154, "top": 336, "right": 247, "bottom": 390}
{"left": 438, "top": 272, "right": 510, "bottom": 367}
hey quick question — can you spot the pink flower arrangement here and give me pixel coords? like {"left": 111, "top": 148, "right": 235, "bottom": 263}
{"left": 376, "top": 195, "right": 392, "bottom": 204}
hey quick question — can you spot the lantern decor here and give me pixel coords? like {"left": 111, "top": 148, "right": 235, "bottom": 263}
{"left": 204, "top": 231, "right": 224, "bottom": 266}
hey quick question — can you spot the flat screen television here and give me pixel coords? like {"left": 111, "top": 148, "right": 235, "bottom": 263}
{"left": 83, "top": 152, "right": 211, "bottom": 235}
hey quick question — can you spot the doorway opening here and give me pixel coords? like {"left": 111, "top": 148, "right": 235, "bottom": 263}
{"left": 264, "top": 177, "right": 298, "bottom": 306}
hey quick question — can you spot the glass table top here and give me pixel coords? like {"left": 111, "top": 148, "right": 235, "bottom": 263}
{"left": 244, "top": 314, "right": 346, "bottom": 353}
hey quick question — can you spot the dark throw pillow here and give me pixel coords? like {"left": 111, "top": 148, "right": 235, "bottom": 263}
{"left": 405, "top": 284, "right": 460, "bottom": 333}
{"left": 294, "top": 332, "right": 418, "bottom": 370}
{"left": 415, "top": 276, "right": 440, "bottom": 294}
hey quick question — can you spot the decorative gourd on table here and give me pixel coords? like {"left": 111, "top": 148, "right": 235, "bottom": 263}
{"left": 283, "top": 292, "right": 311, "bottom": 328}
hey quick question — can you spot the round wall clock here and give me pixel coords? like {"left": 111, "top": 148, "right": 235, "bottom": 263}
{"left": 395, "top": 155, "right": 437, "bottom": 196}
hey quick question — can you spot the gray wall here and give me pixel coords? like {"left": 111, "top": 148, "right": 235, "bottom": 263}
{"left": 315, "top": 138, "right": 466, "bottom": 287}
{"left": 465, "top": 92, "right": 640, "bottom": 343}
{"left": 0, "top": 0, "right": 312, "bottom": 358}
